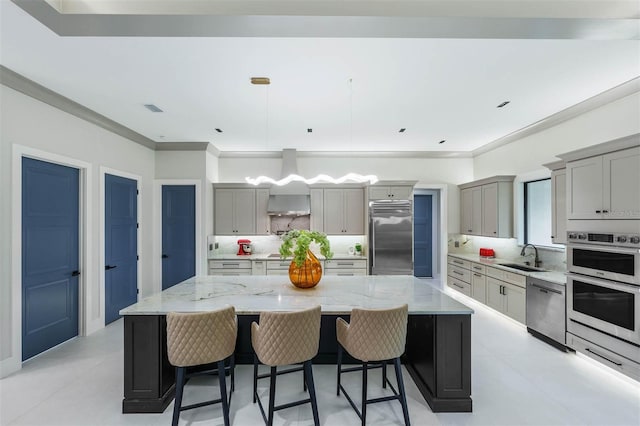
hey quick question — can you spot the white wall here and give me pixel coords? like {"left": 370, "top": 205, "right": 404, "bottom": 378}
{"left": 473, "top": 92, "right": 640, "bottom": 179}
{"left": 0, "top": 85, "right": 156, "bottom": 376}
{"left": 155, "top": 150, "right": 210, "bottom": 277}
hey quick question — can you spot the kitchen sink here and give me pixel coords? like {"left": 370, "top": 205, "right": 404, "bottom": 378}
{"left": 498, "top": 263, "right": 546, "bottom": 272}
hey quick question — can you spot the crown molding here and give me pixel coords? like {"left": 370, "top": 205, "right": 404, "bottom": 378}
{"left": 557, "top": 133, "right": 640, "bottom": 162}
{"left": 12, "top": 0, "right": 640, "bottom": 39}
{"left": 217, "top": 150, "right": 472, "bottom": 159}
{"left": 473, "top": 77, "right": 640, "bottom": 157}
{"left": 1, "top": 65, "right": 157, "bottom": 150}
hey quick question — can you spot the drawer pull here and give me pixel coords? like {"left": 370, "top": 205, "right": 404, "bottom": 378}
{"left": 473, "top": 273, "right": 482, "bottom": 277}
{"left": 453, "top": 260, "right": 463, "bottom": 265}
{"left": 453, "top": 283, "right": 464, "bottom": 289}
{"left": 336, "top": 262, "right": 354, "bottom": 266}
{"left": 222, "top": 263, "right": 240, "bottom": 268}
{"left": 585, "top": 348, "right": 622, "bottom": 366}
{"left": 453, "top": 270, "right": 464, "bottom": 276}
{"left": 473, "top": 266, "right": 482, "bottom": 270}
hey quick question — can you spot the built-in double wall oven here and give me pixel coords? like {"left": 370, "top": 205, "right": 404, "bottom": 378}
{"left": 566, "top": 231, "right": 640, "bottom": 346}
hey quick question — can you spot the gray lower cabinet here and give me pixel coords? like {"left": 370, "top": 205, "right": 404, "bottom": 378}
{"left": 208, "top": 259, "right": 252, "bottom": 276}
{"left": 486, "top": 277, "right": 526, "bottom": 324}
{"left": 266, "top": 259, "right": 291, "bottom": 275}
{"left": 324, "top": 259, "right": 367, "bottom": 276}
{"left": 471, "top": 270, "right": 487, "bottom": 303}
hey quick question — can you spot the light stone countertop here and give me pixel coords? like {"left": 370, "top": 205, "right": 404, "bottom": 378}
{"left": 447, "top": 252, "right": 567, "bottom": 285}
{"left": 120, "top": 275, "right": 473, "bottom": 316}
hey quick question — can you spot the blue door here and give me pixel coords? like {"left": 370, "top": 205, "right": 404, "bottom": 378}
{"left": 22, "top": 158, "right": 79, "bottom": 360}
{"left": 105, "top": 174, "right": 138, "bottom": 324}
{"left": 162, "top": 185, "right": 195, "bottom": 290}
{"left": 414, "top": 194, "right": 433, "bottom": 277}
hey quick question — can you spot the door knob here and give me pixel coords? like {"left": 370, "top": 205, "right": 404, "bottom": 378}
{"left": 162, "top": 254, "right": 169, "bottom": 259}
{"left": 71, "top": 270, "right": 80, "bottom": 277}
{"left": 105, "top": 265, "right": 118, "bottom": 270}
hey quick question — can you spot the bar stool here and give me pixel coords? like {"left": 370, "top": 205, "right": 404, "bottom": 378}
{"left": 251, "top": 305, "right": 321, "bottom": 426}
{"left": 166, "top": 306, "right": 237, "bottom": 426}
{"left": 336, "top": 304, "right": 411, "bottom": 426}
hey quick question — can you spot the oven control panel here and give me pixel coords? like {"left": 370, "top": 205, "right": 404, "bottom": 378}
{"left": 567, "top": 231, "right": 640, "bottom": 248}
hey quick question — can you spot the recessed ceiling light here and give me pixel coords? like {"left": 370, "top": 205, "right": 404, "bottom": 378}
{"left": 251, "top": 77, "right": 271, "bottom": 85}
{"left": 497, "top": 101, "right": 510, "bottom": 108}
{"left": 439, "top": 140, "right": 446, "bottom": 144}
{"left": 158, "top": 135, "right": 165, "bottom": 139}
{"left": 215, "top": 128, "right": 223, "bottom": 133}
{"left": 144, "top": 104, "right": 163, "bottom": 112}
{"left": 399, "top": 128, "right": 406, "bottom": 133}
{"left": 307, "top": 128, "right": 313, "bottom": 133}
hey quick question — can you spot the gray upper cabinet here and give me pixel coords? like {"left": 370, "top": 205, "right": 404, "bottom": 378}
{"left": 459, "top": 176, "right": 514, "bottom": 238}
{"left": 551, "top": 168, "right": 567, "bottom": 244}
{"left": 323, "top": 188, "right": 365, "bottom": 234}
{"left": 369, "top": 185, "right": 413, "bottom": 200}
{"left": 214, "top": 188, "right": 256, "bottom": 235}
{"left": 566, "top": 146, "right": 640, "bottom": 220}
{"left": 460, "top": 187, "right": 482, "bottom": 236}
{"left": 310, "top": 188, "right": 324, "bottom": 232}
{"left": 255, "top": 188, "right": 270, "bottom": 235}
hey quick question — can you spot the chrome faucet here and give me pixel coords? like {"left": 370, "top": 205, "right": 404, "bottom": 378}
{"left": 520, "top": 244, "right": 541, "bottom": 268}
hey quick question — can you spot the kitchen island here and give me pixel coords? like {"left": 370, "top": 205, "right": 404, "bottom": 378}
{"left": 120, "top": 275, "right": 473, "bottom": 414}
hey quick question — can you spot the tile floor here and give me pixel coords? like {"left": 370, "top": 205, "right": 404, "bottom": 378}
{"left": 1, "top": 279, "right": 639, "bottom": 425}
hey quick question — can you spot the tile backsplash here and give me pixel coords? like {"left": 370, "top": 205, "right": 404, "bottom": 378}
{"left": 447, "top": 233, "right": 566, "bottom": 271}
{"left": 212, "top": 234, "right": 367, "bottom": 257}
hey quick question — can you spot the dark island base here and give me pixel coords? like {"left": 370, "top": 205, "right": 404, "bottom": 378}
{"left": 123, "top": 313, "right": 471, "bottom": 413}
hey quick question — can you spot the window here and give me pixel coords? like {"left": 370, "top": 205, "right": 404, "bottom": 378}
{"left": 524, "top": 178, "right": 552, "bottom": 247}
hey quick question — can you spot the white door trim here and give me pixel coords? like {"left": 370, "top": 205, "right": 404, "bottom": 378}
{"left": 4, "top": 145, "right": 92, "bottom": 377}
{"left": 97, "top": 167, "right": 142, "bottom": 334}
{"left": 153, "top": 179, "right": 202, "bottom": 295}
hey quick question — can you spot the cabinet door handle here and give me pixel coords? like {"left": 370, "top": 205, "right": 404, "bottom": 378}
{"left": 473, "top": 273, "right": 482, "bottom": 277}
{"left": 467, "top": 229, "right": 472, "bottom": 232}
{"left": 603, "top": 210, "right": 609, "bottom": 213}
{"left": 596, "top": 210, "right": 601, "bottom": 213}
{"left": 105, "top": 265, "right": 117, "bottom": 270}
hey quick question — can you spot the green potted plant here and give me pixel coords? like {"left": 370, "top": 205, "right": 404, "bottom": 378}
{"left": 279, "top": 230, "right": 333, "bottom": 288}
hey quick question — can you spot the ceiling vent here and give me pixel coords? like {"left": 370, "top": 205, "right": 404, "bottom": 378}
{"left": 144, "top": 104, "right": 163, "bottom": 112}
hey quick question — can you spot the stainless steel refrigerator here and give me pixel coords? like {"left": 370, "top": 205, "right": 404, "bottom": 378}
{"left": 369, "top": 200, "right": 413, "bottom": 275}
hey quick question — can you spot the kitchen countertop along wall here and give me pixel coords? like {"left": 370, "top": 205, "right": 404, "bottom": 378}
{"left": 209, "top": 253, "right": 367, "bottom": 261}
{"left": 447, "top": 252, "right": 566, "bottom": 285}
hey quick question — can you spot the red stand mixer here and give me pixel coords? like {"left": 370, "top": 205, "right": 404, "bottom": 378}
{"left": 237, "top": 239, "right": 252, "bottom": 255}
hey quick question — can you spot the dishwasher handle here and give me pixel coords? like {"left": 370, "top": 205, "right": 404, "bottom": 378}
{"left": 529, "top": 282, "right": 563, "bottom": 295}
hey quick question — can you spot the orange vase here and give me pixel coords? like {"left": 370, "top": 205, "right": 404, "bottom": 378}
{"left": 289, "top": 250, "right": 323, "bottom": 289}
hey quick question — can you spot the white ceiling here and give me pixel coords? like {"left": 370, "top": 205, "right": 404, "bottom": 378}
{"left": 1, "top": 0, "right": 639, "bottom": 153}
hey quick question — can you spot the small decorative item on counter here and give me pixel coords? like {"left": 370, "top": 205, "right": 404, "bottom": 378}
{"left": 354, "top": 243, "right": 362, "bottom": 255}
{"left": 479, "top": 248, "right": 495, "bottom": 258}
{"left": 279, "top": 230, "right": 333, "bottom": 289}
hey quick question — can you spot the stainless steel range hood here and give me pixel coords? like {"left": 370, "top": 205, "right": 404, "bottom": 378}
{"left": 267, "top": 149, "right": 311, "bottom": 216}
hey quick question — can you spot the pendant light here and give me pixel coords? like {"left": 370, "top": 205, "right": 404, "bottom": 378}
{"left": 245, "top": 77, "right": 378, "bottom": 186}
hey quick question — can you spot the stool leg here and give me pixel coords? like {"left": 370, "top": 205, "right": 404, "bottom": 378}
{"left": 393, "top": 357, "right": 411, "bottom": 426}
{"left": 172, "top": 367, "right": 186, "bottom": 426}
{"left": 303, "top": 363, "right": 307, "bottom": 392}
{"left": 218, "top": 360, "right": 230, "bottom": 426}
{"left": 267, "top": 366, "right": 277, "bottom": 426}
{"left": 253, "top": 354, "right": 259, "bottom": 404}
{"left": 382, "top": 361, "right": 387, "bottom": 389}
{"left": 304, "top": 361, "right": 320, "bottom": 426}
{"left": 230, "top": 354, "right": 235, "bottom": 393}
{"left": 336, "top": 344, "right": 343, "bottom": 396}
{"left": 362, "top": 361, "right": 368, "bottom": 426}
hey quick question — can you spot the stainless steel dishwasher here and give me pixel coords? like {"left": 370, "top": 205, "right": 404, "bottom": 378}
{"left": 526, "top": 276, "right": 567, "bottom": 350}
